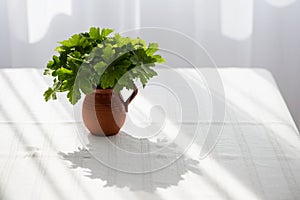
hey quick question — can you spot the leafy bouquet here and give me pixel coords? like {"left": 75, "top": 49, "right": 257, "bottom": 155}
{"left": 44, "top": 27, "right": 165, "bottom": 105}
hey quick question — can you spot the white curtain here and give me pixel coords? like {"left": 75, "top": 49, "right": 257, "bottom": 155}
{"left": 0, "top": 0, "right": 299, "bottom": 127}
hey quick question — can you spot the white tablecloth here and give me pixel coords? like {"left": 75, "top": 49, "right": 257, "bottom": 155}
{"left": 0, "top": 68, "right": 299, "bottom": 200}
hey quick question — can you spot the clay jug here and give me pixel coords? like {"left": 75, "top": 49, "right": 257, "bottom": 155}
{"left": 82, "top": 86, "right": 138, "bottom": 136}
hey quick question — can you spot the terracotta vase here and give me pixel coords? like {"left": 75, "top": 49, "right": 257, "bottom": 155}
{"left": 82, "top": 86, "right": 138, "bottom": 136}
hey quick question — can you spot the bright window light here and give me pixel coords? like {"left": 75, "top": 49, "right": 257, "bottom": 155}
{"left": 265, "top": 0, "right": 296, "bottom": 7}
{"left": 26, "top": 0, "right": 72, "bottom": 43}
{"left": 220, "top": 0, "right": 253, "bottom": 40}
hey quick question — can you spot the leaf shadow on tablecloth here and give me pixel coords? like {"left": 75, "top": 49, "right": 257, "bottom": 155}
{"left": 59, "top": 131, "right": 203, "bottom": 192}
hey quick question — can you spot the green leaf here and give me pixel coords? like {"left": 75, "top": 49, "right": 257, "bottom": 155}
{"left": 56, "top": 68, "right": 72, "bottom": 75}
{"left": 89, "top": 27, "right": 101, "bottom": 40}
{"left": 67, "top": 85, "right": 81, "bottom": 105}
{"left": 55, "top": 46, "right": 69, "bottom": 53}
{"left": 132, "top": 37, "right": 146, "bottom": 49}
{"left": 116, "top": 59, "right": 131, "bottom": 69}
{"left": 146, "top": 43, "right": 159, "bottom": 55}
{"left": 43, "top": 68, "right": 54, "bottom": 76}
{"left": 130, "top": 54, "right": 140, "bottom": 65}
{"left": 59, "top": 34, "right": 89, "bottom": 48}
{"left": 153, "top": 54, "right": 165, "bottom": 63}
{"left": 142, "top": 65, "right": 158, "bottom": 77}
{"left": 56, "top": 67, "right": 73, "bottom": 81}
{"left": 94, "top": 61, "right": 107, "bottom": 75}
{"left": 53, "top": 55, "right": 60, "bottom": 67}
{"left": 44, "top": 87, "right": 54, "bottom": 101}
{"left": 79, "top": 77, "right": 94, "bottom": 94}
{"left": 51, "top": 91, "right": 57, "bottom": 100}
{"left": 100, "top": 72, "right": 116, "bottom": 89}
{"left": 101, "top": 28, "right": 114, "bottom": 38}
{"left": 46, "top": 60, "right": 55, "bottom": 69}
{"left": 139, "top": 74, "right": 148, "bottom": 87}
{"left": 102, "top": 45, "right": 115, "bottom": 63}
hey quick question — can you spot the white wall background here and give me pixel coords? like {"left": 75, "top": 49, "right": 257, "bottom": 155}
{"left": 0, "top": 0, "right": 299, "bottom": 128}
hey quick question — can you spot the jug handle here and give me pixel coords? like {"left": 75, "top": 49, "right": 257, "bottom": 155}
{"left": 123, "top": 85, "right": 138, "bottom": 112}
